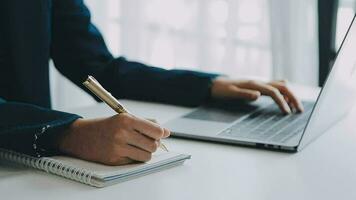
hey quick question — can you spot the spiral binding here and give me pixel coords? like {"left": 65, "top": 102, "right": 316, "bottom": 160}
{"left": 0, "top": 148, "right": 94, "bottom": 186}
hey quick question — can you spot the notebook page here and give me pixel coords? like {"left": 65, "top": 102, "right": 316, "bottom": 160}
{"left": 51, "top": 151, "right": 185, "bottom": 179}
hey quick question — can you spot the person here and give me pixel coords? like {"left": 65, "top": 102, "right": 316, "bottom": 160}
{"left": 0, "top": 0, "right": 303, "bottom": 166}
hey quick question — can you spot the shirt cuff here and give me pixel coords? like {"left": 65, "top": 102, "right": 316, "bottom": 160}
{"left": 35, "top": 114, "right": 81, "bottom": 157}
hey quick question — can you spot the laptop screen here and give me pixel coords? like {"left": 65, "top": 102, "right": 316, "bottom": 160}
{"left": 298, "top": 14, "right": 356, "bottom": 150}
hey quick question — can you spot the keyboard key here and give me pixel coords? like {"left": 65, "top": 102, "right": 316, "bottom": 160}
{"left": 220, "top": 102, "right": 315, "bottom": 142}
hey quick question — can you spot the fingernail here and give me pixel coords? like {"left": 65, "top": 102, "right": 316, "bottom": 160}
{"left": 146, "top": 118, "right": 158, "bottom": 123}
{"left": 296, "top": 103, "right": 304, "bottom": 112}
{"left": 163, "top": 128, "right": 171, "bottom": 138}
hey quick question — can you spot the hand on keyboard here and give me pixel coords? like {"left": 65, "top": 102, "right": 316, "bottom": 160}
{"left": 211, "top": 78, "right": 304, "bottom": 114}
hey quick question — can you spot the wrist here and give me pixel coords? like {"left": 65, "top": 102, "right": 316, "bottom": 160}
{"left": 210, "top": 76, "right": 229, "bottom": 99}
{"left": 208, "top": 76, "right": 226, "bottom": 99}
{"left": 57, "top": 119, "right": 84, "bottom": 154}
{"left": 35, "top": 117, "right": 82, "bottom": 156}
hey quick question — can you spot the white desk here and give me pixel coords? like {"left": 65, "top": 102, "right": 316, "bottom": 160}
{"left": 1, "top": 85, "right": 356, "bottom": 200}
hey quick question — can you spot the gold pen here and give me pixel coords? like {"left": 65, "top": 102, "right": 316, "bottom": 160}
{"left": 83, "top": 75, "right": 169, "bottom": 152}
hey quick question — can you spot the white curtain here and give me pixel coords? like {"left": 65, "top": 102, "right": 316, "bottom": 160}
{"left": 50, "top": 0, "right": 319, "bottom": 110}
{"left": 269, "top": 0, "right": 318, "bottom": 86}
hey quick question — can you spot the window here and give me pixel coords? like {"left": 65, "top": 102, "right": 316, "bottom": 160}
{"left": 86, "top": 0, "right": 272, "bottom": 78}
{"left": 51, "top": 0, "right": 318, "bottom": 109}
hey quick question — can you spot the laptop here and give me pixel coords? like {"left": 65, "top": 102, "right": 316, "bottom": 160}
{"left": 164, "top": 15, "right": 356, "bottom": 152}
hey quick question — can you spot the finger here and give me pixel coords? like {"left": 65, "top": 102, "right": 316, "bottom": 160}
{"left": 286, "top": 96, "right": 301, "bottom": 113}
{"left": 264, "top": 86, "right": 292, "bottom": 114}
{"left": 283, "top": 95, "right": 296, "bottom": 113}
{"left": 162, "top": 128, "right": 170, "bottom": 138}
{"left": 224, "top": 85, "right": 261, "bottom": 101}
{"left": 146, "top": 118, "right": 157, "bottom": 123}
{"left": 131, "top": 117, "right": 165, "bottom": 140}
{"left": 269, "top": 82, "right": 304, "bottom": 112}
{"left": 232, "top": 87, "right": 261, "bottom": 101}
{"left": 118, "top": 157, "right": 134, "bottom": 165}
{"left": 124, "top": 144, "right": 152, "bottom": 162}
{"left": 241, "top": 81, "right": 291, "bottom": 114}
{"left": 106, "top": 157, "right": 134, "bottom": 166}
{"left": 126, "top": 131, "right": 159, "bottom": 153}
{"left": 271, "top": 82, "right": 299, "bottom": 113}
{"left": 277, "top": 79, "right": 287, "bottom": 84}
{"left": 144, "top": 118, "right": 170, "bottom": 138}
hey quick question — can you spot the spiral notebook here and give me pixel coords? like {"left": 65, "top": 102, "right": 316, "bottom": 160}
{"left": 0, "top": 148, "right": 190, "bottom": 187}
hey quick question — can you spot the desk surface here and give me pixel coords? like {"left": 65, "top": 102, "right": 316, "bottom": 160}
{"left": 1, "top": 85, "right": 356, "bottom": 200}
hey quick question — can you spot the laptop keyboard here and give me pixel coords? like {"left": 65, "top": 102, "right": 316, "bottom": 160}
{"left": 219, "top": 102, "right": 315, "bottom": 143}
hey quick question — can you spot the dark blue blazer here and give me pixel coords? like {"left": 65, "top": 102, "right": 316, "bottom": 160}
{"left": 0, "top": 0, "right": 217, "bottom": 157}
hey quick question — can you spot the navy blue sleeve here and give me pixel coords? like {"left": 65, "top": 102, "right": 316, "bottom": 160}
{"left": 0, "top": 98, "right": 81, "bottom": 157}
{"left": 50, "top": 0, "right": 219, "bottom": 107}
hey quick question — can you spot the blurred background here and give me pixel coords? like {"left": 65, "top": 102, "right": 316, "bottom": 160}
{"left": 50, "top": 0, "right": 356, "bottom": 110}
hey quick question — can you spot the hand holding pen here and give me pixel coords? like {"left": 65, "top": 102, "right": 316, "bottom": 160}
{"left": 57, "top": 76, "right": 170, "bottom": 166}
{"left": 83, "top": 76, "right": 169, "bottom": 152}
